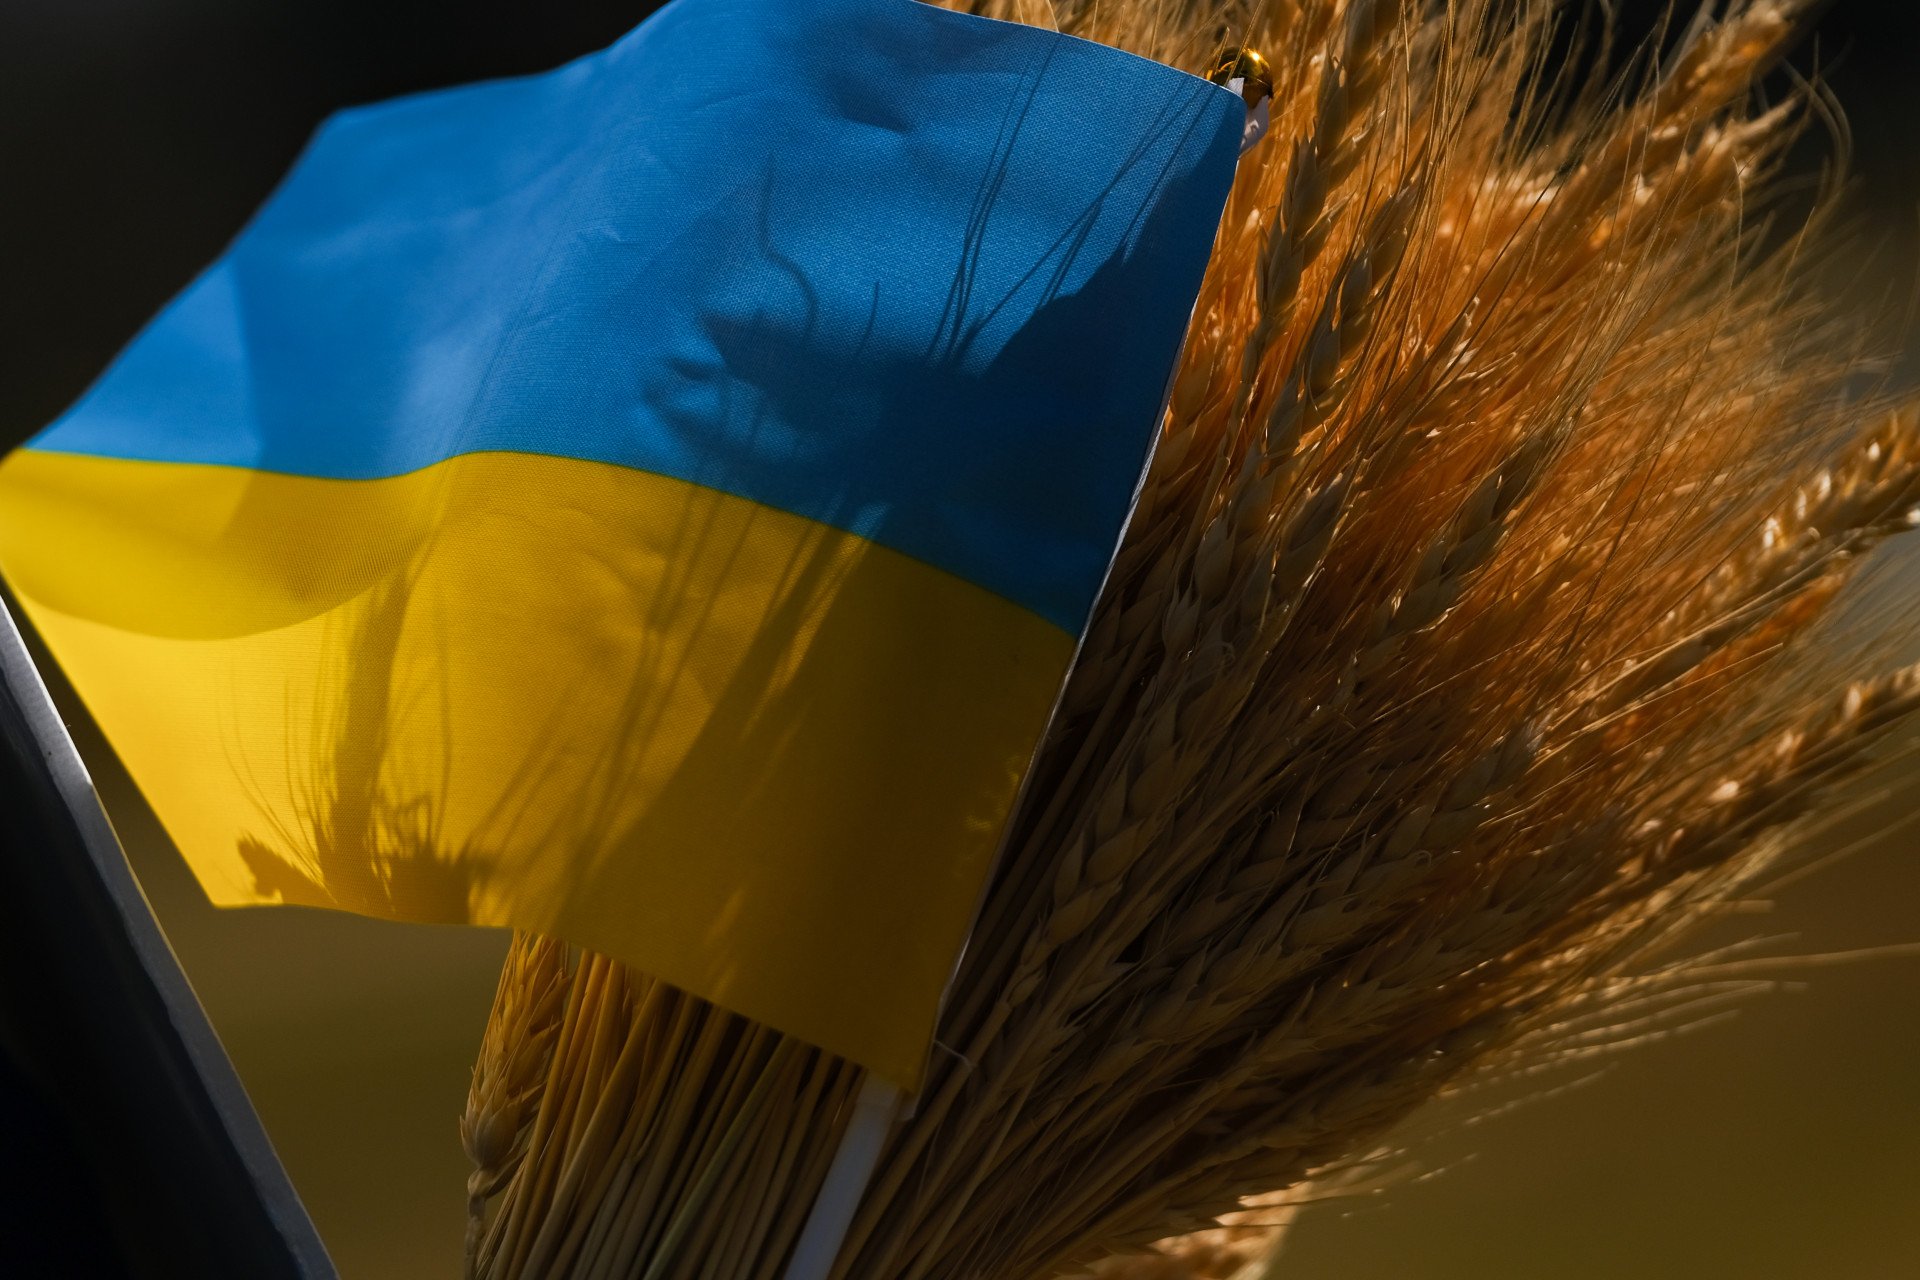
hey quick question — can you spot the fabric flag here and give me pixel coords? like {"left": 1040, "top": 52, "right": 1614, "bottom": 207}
{"left": 0, "top": 0, "right": 1239, "bottom": 1086}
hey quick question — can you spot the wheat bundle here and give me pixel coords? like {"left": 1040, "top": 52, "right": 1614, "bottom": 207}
{"left": 462, "top": 2, "right": 1920, "bottom": 1276}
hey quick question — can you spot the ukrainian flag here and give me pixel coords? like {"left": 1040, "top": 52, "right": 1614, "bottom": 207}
{"left": 0, "top": 0, "right": 1238, "bottom": 1086}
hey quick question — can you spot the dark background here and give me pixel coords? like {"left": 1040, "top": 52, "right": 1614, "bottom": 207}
{"left": 3, "top": 3, "right": 1918, "bottom": 1277}
{"left": 5, "top": 1, "right": 1920, "bottom": 441}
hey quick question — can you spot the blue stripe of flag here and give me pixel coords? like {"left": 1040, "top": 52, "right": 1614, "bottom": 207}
{"left": 30, "top": 0, "right": 1239, "bottom": 632}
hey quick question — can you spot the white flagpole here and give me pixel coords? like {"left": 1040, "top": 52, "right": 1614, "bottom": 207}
{"left": 778, "top": 51, "right": 1268, "bottom": 1280}
{"left": 780, "top": 1074, "right": 904, "bottom": 1280}
{"left": 0, "top": 599, "right": 336, "bottom": 1276}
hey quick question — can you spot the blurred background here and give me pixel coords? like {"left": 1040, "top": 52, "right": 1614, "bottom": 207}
{"left": 2, "top": 2, "right": 1917, "bottom": 1276}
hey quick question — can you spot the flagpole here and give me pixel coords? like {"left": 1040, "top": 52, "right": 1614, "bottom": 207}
{"left": 0, "top": 598, "right": 336, "bottom": 1277}
{"left": 773, "top": 63, "right": 1267, "bottom": 1280}
{"left": 780, "top": 1073, "right": 903, "bottom": 1280}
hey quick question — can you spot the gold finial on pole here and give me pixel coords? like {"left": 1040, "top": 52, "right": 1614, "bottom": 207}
{"left": 1207, "top": 45, "right": 1272, "bottom": 111}
{"left": 1208, "top": 46, "right": 1272, "bottom": 152}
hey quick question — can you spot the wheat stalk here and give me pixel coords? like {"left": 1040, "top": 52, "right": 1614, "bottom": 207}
{"left": 464, "top": 951, "right": 867, "bottom": 1279}
{"left": 462, "top": 933, "right": 569, "bottom": 1274}
{"left": 462, "top": 3, "right": 1920, "bottom": 1276}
